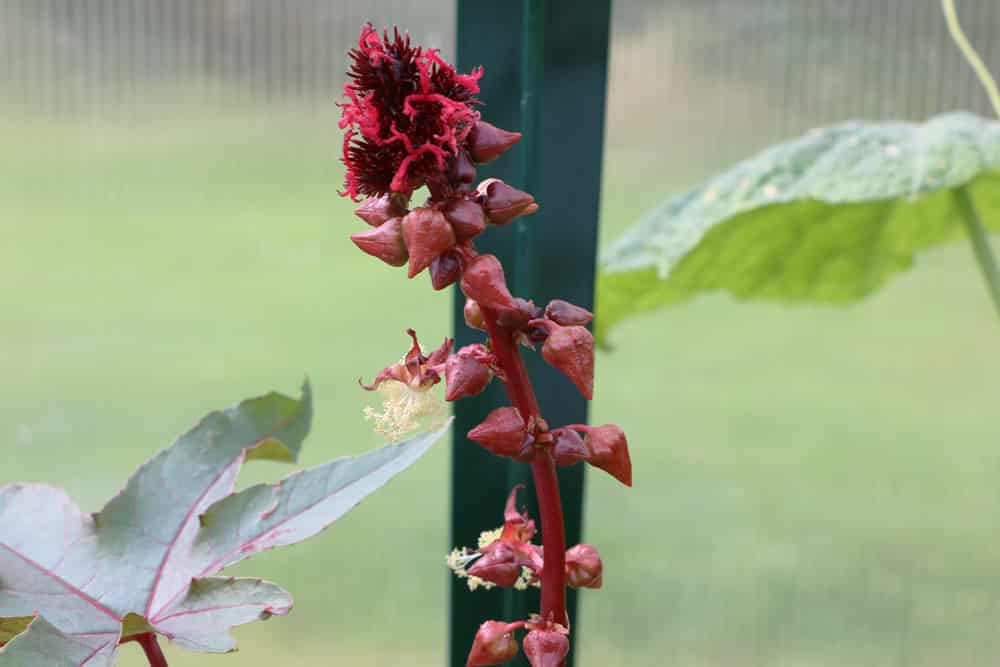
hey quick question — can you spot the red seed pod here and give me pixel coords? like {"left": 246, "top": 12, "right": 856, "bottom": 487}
{"left": 477, "top": 178, "right": 539, "bottom": 225}
{"left": 541, "top": 325, "right": 595, "bottom": 400}
{"left": 464, "top": 298, "right": 487, "bottom": 331}
{"left": 444, "top": 198, "right": 488, "bottom": 241}
{"left": 354, "top": 193, "right": 408, "bottom": 227}
{"left": 467, "top": 541, "right": 521, "bottom": 588}
{"left": 565, "top": 544, "right": 603, "bottom": 589}
{"left": 430, "top": 250, "right": 463, "bottom": 291}
{"left": 401, "top": 207, "right": 457, "bottom": 278}
{"left": 544, "top": 299, "right": 594, "bottom": 327}
{"left": 460, "top": 254, "right": 517, "bottom": 311}
{"left": 467, "top": 406, "right": 528, "bottom": 459}
{"left": 584, "top": 424, "right": 632, "bottom": 487}
{"left": 466, "top": 621, "right": 520, "bottom": 667}
{"left": 522, "top": 630, "right": 569, "bottom": 667}
{"left": 552, "top": 428, "right": 588, "bottom": 467}
{"left": 350, "top": 217, "right": 408, "bottom": 267}
{"left": 449, "top": 148, "right": 477, "bottom": 184}
{"left": 468, "top": 120, "right": 522, "bottom": 164}
{"left": 445, "top": 350, "right": 493, "bottom": 401}
{"left": 497, "top": 298, "right": 537, "bottom": 330}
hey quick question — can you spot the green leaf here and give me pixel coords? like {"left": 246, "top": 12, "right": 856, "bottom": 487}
{"left": 0, "top": 384, "right": 450, "bottom": 664}
{"left": 598, "top": 112, "right": 1000, "bottom": 339}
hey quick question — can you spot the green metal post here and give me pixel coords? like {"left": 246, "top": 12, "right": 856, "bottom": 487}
{"left": 450, "top": 2, "right": 612, "bottom": 665}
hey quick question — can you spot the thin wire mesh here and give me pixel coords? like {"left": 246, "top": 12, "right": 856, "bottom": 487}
{"left": 0, "top": 0, "right": 454, "bottom": 119}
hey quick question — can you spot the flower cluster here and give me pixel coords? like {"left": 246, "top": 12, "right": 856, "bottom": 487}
{"left": 341, "top": 25, "right": 631, "bottom": 667}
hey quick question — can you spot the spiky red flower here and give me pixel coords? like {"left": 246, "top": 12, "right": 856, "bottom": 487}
{"left": 339, "top": 24, "right": 483, "bottom": 200}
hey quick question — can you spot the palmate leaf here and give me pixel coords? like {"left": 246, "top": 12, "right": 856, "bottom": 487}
{"left": 0, "top": 383, "right": 450, "bottom": 664}
{"left": 598, "top": 112, "right": 1000, "bottom": 339}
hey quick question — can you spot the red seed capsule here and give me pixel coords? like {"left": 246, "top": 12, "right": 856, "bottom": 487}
{"left": 460, "top": 254, "right": 517, "bottom": 311}
{"left": 467, "top": 541, "right": 521, "bottom": 588}
{"left": 401, "top": 207, "right": 456, "bottom": 278}
{"left": 464, "top": 298, "right": 487, "bottom": 331}
{"left": 541, "top": 325, "right": 595, "bottom": 400}
{"left": 445, "top": 350, "right": 493, "bottom": 401}
{"left": 565, "top": 544, "right": 603, "bottom": 589}
{"left": 430, "top": 250, "right": 463, "bottom": 291}
{"left": 552, "top": 428, "right": 589, "bottom": 467}
{"left": 466, "top": 621, "right": 520, "bottom": 666}
{"left": 544, "top": 299, "right": 593, "bottom": 327}
{"left": 584, "top": 424, "right": 632, "bottom": 487}
{"left": 468, "top": 120, "right": 522, "bottom": 164}
{"left": 350, "top": 217, "right": 408, "bottom": 267}
{"left": 522, "top": 630, "right": 569, "bottom": 667}
{"left": 467, "top": 407, "right": 528, "bottom": 460}
{"left": 354, "top": 193, "right": 408, "bottom": 227}
{"left": 477, "top": 178, "right": 538, "bottom": 225}
{"left": 444, "top": 198, "right": 488, "bottom": 241}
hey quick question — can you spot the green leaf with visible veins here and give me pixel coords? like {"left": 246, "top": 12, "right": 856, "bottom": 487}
{"left": 0, "top": 383, "right": 450, "bottom": 665}
{"left": 598, "top": 112, "right": 1000, "bottom": 340}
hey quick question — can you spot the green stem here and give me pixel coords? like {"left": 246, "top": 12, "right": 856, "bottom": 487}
{"left": 941, "top": 0, "right": 1000, "bottom": 118}
{"left": 956, "top": 186, "right": 1000, "bottom": 319}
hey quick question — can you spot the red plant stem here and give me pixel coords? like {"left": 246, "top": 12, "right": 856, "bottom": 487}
{"left": 482, "top": 308, "right": 568, "bottom": 628}
{"left": 135, "top": 633, "right": 168, "bottom": 667}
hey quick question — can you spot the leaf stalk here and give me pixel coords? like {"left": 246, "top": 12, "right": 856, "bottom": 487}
{"left": 135, "top": 633, "right": 169, "bottom": 667}
{"left": 956, "top": 186, "right": 1000, "bottom": 320}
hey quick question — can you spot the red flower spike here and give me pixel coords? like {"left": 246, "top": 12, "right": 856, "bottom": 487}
{"left": 467, "top": 407, "right": 529, "bottom": 460}
{"left": 402, "top": 207, "right": 456, "bottom": 278}
{"left": 461, "top": 254, "right": 517, "bottom": 311}
{"left": 444, "top": 198, "right": 488, "bottom": 241}
{"left": 477, "top": 178, "right": 539, "bottom": 225}
{"left": 583, "top": 424, "right": 632, "bottom": 487}
{"left": 350, "top": 217, "right": 408, "bottom": 267}
{"left": 445, "top": 347, "right": 493, "bottom": 401}
{"left": 565, "top": 544, "right": 603, "bottom": 589}
{"left": 544, "top": 299, "right": 594, "bottom": 327}
{"left": 541, "top": 325, "right": 595, "bottom": 400}
{"left": 339, "top": 25, "right": 482, "bottom": 200}
{"left": 430, "top": 250, "right": 463, "bottom": 290}
{"left": 464, "top": 298, "right": 487, "bottom": 331}
{"left": 466, "top": 621, "right": 520, "bottom": 667}
{"left": 467, "top": 541, "right": 521, "bottom": 588}
{"left": 523, "top": 630, "right": 570, "bottom": 667}
{"left": 551, "top": 428, "right": 588, "bottom": 467}
{"left": 354, "top": 193, "right": 408, "bottom": 227}
{"left": 469, "top": 120, "right": 522, "bottom": 164}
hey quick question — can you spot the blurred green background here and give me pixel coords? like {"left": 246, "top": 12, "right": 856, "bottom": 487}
{"left": 3, "top": 1, "right": 1000, "bottom": 665}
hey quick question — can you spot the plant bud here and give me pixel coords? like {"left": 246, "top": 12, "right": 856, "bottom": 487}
{"left": 445, "top": 350, "right": 493, "bottom": 401}
{"left": 545, "top": 299, "right": 593, "bottom": 327}
{"left": 584, "top": 424, "right": 632, "bottom": 487}
{"left": 460, "top": 254, "right": 517, "bottom": 311}
{"left": 444, "top": 198, "right": 488, "bottom": 241}
{"left": 449, "top": 148, "right": 477, "bottom": 184}
{"left": 353, "top": 193, "right": 404, "bottom": 226}
{"left": 468, "top": 120, "right": 522, "bottom": 164}
{"left": 467, "top": 541, "right": 521, "bottom": 587}
{"left": 401, "top": 207, "right": 456, "bottom": 278}
{"left": 552, "top": 428, "right": 588, "bottom": 467}
{"left": 464, "top": 298, "right": 487, "bottom": 331}
{"left": 466, "top": 621, "right": 520, "bottom": 666}
{"left": 565, "top": 544, "right": 603, "bottom": 589}
{"left": 430, "top": 250, "right": 462, "bottom": 291}
{"left": 497, "top": 298, "right": 536, "bottom": 330}
{"left": 477, "top": 178, "right": 539, "bottom": 225}
{"left": 350, "top": 217, "right": 408, "bottom": 267}
{"left": 541, "top": 325, "right": 594, "bottom": 400}
{"left": 467, "top": 407, "right": 528, "bottom": 459}
{"left": 522, "top": 630, "right": 569, "bottom": 667}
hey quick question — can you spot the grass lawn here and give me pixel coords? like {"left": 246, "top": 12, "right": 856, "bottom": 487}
{"left": 3, "top": 106, "right": 1000, "bottom": 666}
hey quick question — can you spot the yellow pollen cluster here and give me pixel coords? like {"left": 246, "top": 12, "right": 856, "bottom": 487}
{"left": 445, "top": 547, "right": 494, "bottom": 591}
{"left": 364, "top": 380, "right": 446, "bottom": 441}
